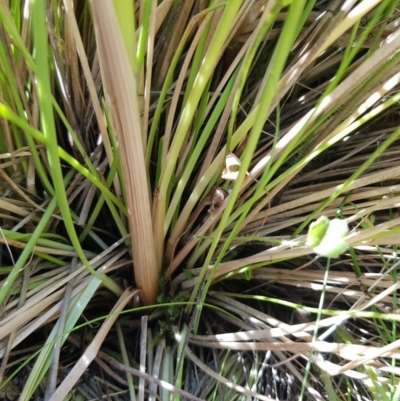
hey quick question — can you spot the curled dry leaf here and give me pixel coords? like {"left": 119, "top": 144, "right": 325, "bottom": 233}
{"left": 221, "top": 152, "right": 242, "bottom": 181}
{"left": 209, "top": 187, "right": 229, "bottom": 213}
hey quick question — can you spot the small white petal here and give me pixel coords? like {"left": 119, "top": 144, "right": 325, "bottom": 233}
{"left": 325, "top": 219, "right": 349, "bottom": 238}
{"left": 314, "top": 239, "right": 348, "bottom": 258}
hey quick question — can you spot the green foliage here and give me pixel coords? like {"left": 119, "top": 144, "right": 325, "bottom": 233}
{"left": 306, "top": 215, "right": 330, "bottom": 248}
{"left": 153, "top": 276, "right": 189, "bottom": 345}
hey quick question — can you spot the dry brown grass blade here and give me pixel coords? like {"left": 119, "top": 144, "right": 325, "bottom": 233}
{"left": 162, "top": 10, "right": 215, "bottom": 167}
{"left": 317, "top": 0, "right": 383, "bottom": 53}
{"left": 189, "top": 338, "right": 400, "bottom": 363}
{"left": 0, "top": 198, "right": 35, "bottom": 218}
{"left": 138, "top": 315, "right": 148, "bottom": 401}
{"left": 48, "top": 287, "right": 139, "bottom": 401}
{"left": 45, "top": 258, "right": 77, "bottom": 398}
{"left": 89, "top": 0, "right": 159, "bottom": 304}
{"left": 62, "top": 0, "right": 115, "bottom": 172}
{"left": 0, "top": 243, "right": 129, "bottom": 357}
{"left": 185, "top": 345, "right": 276, "bottom": 401}
{"left": 201, "top": 292, "right": 399, "bottom": 389}
{"left": 148, "top": 338, "right": 164, "bottom": 401}
{"left": 141, "top": 0, "right": 157, "bottom": 142}
{"left": 96, "top": 348, "right": 204, "bottom": 401}
{"left": 336, "top": 337, "right": 400, "bottom": 375}
{"left": 154, "top": 0, "right": 194, "bottom": 88}
{"left": 246, "top": 164, "right": 400, "bottom": 233}
{"left": 189, "top": 339, "right": 400, "bottom": 378}
{"left": 0, "top": 238, "right": 95, "bottom": 257}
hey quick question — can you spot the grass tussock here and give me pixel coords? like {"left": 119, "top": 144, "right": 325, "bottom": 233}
{"left": 1, "top": 0, "right": 400, "bottom": 400}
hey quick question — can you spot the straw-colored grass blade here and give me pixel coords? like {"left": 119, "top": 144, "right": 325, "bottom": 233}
{"left": 89, "top": 0, "right": 159, "bottom": 304}
{"left": 48, "top": 287, "right": 139, "bottom": 400}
